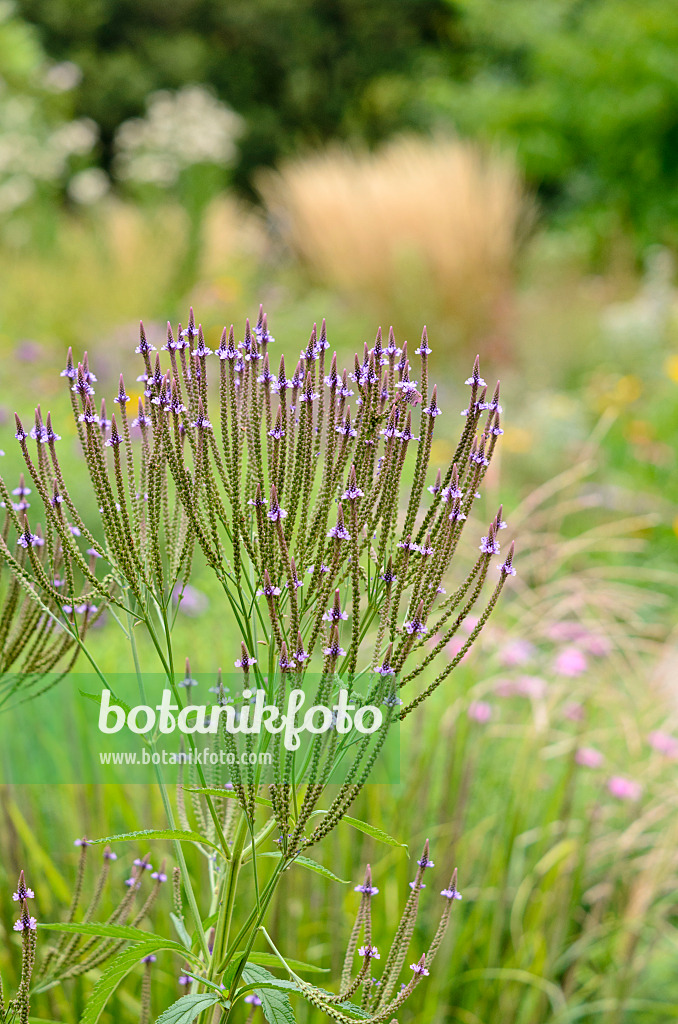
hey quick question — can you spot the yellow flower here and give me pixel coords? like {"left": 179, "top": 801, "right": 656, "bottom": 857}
{"left": 502, "top": 426, "right": 533, "bottom": 453}
{"left": 664, "top": 354, "right": 678, "bottom": 383}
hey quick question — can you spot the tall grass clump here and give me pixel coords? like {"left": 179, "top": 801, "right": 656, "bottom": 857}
{"left": 259, "top": 137, "right": 527, "bottom": 356}
{"left": 0, "top": 308, "right": 517, "bottom": 1021}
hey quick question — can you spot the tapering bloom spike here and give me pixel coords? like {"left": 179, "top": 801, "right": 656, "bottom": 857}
{"left": 12, "top": 871, "right": 34, "bottom": 902}
{"left": 323, "top": 590, "right": 348, "bottom": 622}
{"left": 499, "top": 541, "right": 516, "bottom": 576}
{"left": 341, "top": 466, "right": 364, "bottom": 501}
{"left": 328, "top": 503, "right": 350, "bottom": 541}
{"left": 404, "top": 601, "right": 427, "bottom": 635}
{"left": 235, "top": 643, "right": 257, "bottom": 670}
{"left": 104, "top": 415, "right": 124, "bottom": 448}
{"left": 354, "top": 864, "right": 379, "bottom": 895}
{"left": 441, "top": 868, "right": 462, "bottom": 901}
{"left": 374, "top": 643, "right": 395, "bottom": 676}
{"left": 267, "top": 485, "right": 288, "bottom": 522}
{"left": 324, "top": 625, "right": 346, "bottom": 660}
{"left": 136, "top": 321, "right": 156, "bottom": 354}
{"left": 416, "top": 326, "right": 432, "bottom": 356}
{"left": 465, "top": 355, "right": 486, "bottom": 388}
{"left": 114, "top": 374, "right": 130, "bottom": 405}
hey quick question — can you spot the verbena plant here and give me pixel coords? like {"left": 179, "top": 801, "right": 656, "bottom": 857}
{"left": 0, "top": 309, "right": 516, "bottom": 1022}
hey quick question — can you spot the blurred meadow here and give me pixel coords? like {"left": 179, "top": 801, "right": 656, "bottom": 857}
{"left": 1, "top": 0, "right": 678, "bottom": 1021}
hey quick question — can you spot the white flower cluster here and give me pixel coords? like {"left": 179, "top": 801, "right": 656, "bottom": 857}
{"left": 0, "top": 89, "right": 99, "bottom": 213}
{"left": 113, "top": 85, "right": 243, "bottom": 187}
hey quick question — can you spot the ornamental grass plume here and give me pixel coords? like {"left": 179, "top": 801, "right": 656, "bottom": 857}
{"left": 259, "top": 136, "right": 526, "bottom": 354}
{"left": 0, "top": 307, "right": 517, "bottom": 1020}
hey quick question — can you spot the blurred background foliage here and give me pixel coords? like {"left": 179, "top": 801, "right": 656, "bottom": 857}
{"left": 1, "top": 0, "right": 678, "bottom": 1020}
{"left": 9, "top": 0, "right": 678, "bottom": 248}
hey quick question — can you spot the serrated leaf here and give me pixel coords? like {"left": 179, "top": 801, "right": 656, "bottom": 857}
{"left": 89, "top": 828, "right": 222, "bottom": 855}
{"left": 79, "top": 941, "right": 190, "bottom": 1024}
{"left": 185, "top": 787, "right": 273, "bottom": 808}
{"left": 258, "top": 852, "right": 348, "bottom": 884}
{"left": 246, "top": 952, "right": 328, "bottom": 974}
{"left": 170, "top": 912, "right": 193, "bottom": 950}
{"left": 39, "top": 922, "right": 189, "bottom": 949}
{"left": 342, "top": 816, "right": 408, "bottom": 851}
{"left": 154, "top": 994, "right": 222, "bottom": 1024}
{"left": 241, "top": 964, "right": 298, "bottom": 1024}
{"left": 80, "top": 690, "right": 133, "bottom": 717}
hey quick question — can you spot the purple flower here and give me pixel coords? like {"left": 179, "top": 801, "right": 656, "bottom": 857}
{"left": 404, "top": 618, "right": 427, "bottom": 636}
{"left": 417, "top": 854, "right": 434, "bottom": 868}
{"left": 17, "top": 528, "right": 40, "bottom": 548}
{"left": 575, "top": 747, "right": 603, "bottom": 769}
{"left": 323, "top": 593, "right": 348, "bottom": 622}
{"left": 294, "top": 639, "right": 310, "bottom": 663}
{"left": 12, "top": 873, "right": 34, "bottom": 902}
{"left": 465, "top": 362, "right": 486, "bottom": 388}
{"left": 341, "top": 482, "right": 364, "bottom": 501}
{"left": 324, "top": 639, "right": 347, "bottom": 658}
{"left": 358, "top": 945, "right": 380, "bottom": 960}
{"left": 266, "top": 495, "right": 288, "bottom": 522}
{"left": 13, "top": 915, "right": 37, "bottom": 932}
{"left": 354, "top": 883, "right": 379, "bottom": 896}
{"left": 468, "top": 700, "right": 492, "bottom": 723}
{"left": 104, "top": 423, "right": 124, "bottom": 447}
{"left": 103, "top": 849, "right": 118, "bottom": 861}
{"left": 648, "top": 730, "right": 678, "bottom": 758}
{"left": 134, "top": 858, "right": 152, "bottom": 870}
{"left": 244, "top": 994, "right": 263, "bottom": 1005}
{"left": 554, "top": 647, "right": 587, "bottom": 677}
{"left": 178, "top": 975, "right": 192, "bottom": 986}
{"left": 441, "top": 884, "right": 463, "bottom": 901}
{"left": 336, "top": 415, "right": 357, "bottom": 437}
{"left": 410, "top": 961, "right": 429, "bottom": 976}
{"left": 409, "top": 880, "right": 425, "bottom": 889}
{"left": 499, "top": 639, "right": 534, "bottom": 667}
{"left": 151, "top": 871, "right": 167, "bottom": 882}
{"left": 191, "top": 411, "right": 212, "bottom": 431}
{"left": 235, "top": 654, "right": 257, "bottom": 669}
{"left": 141, "top": 954, "right": 157, "bottom": 964}
{"left": 114, "top": 377, "right": 130, "bottom": 405}
{"left": 608, "top": 776, "right": 641, "bottom": 801}
{"left": 480, "top": 535, "right": 500, "bottom": 555}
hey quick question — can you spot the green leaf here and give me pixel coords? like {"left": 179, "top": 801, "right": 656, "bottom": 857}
{"left": 185, "top": 786, "right": 273, "bottom": 808}
{"left": 80, "top": 689, "right": 133, "bottom": 718}
{"left": 39, "top": 922, "right": 195, "bottom": 950}
{"left": 79, "top": 941, "right": 190, "bottom": 1024}
{"left": 169, "top": 913, "right": 193, "bottom": 950}
{"left": 240, "top": 964, "right": 298, "bottom": 1024}
{"left": 154, "top": 994, "right": 223, "bottom": 1024}
{"left": 342, "top": 816, "right": 408, "bottom": 851}
{"left": 246, "top": 952, "right": 329, "bottom": 974}
{"left": 89, "top": 828, "right": 222, "bottom": 855}
{"left": 257, "top": 852, "right": 349, "bottom": 884}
